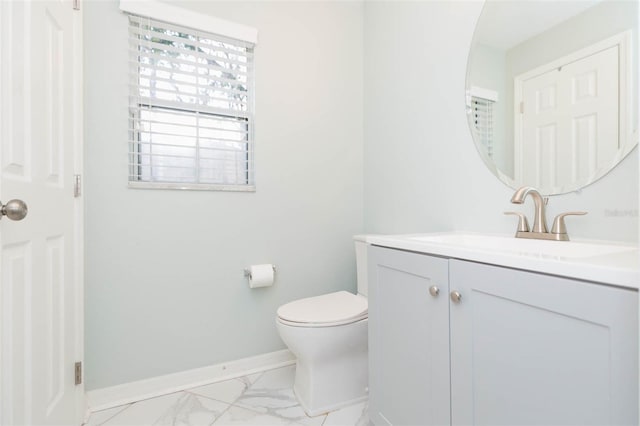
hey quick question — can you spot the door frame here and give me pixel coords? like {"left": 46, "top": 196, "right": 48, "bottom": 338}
{"left": 72, "top": 2, "right": 85, "bottom": 424}
{"left": 513, "top": 30, "right": 632, "bottom": 184}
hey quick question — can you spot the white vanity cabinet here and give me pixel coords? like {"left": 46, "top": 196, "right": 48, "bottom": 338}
{"left": 368, "top": 246, "right": 451, "bottom": 426}
{"left": 368, "top": 245, "right": 639, "bottom": 426}
{"left": 449, "top": 259, "right": 638, "bottom": 426}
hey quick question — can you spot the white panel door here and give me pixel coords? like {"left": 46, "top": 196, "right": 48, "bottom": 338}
{"left": 520, "top": 45, "right": 618, "bottom": 189}
{"left": 0, "top": 1, "right": 83, "bottom": 425}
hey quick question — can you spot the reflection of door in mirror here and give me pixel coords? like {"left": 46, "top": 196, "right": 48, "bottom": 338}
{"left": 514, "top": 35, "right": 625, "bottom": 189}
{"left": 466, "top": 0, "right": 638, "bottom": 195}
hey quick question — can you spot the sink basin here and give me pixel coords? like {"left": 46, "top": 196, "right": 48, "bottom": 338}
{"left": 407, "top": 233, "right": 636, "bottom": 259}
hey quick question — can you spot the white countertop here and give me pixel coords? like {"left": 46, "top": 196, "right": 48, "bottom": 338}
{"left": 366, "top": 232, "right": 640, "bottom": 289}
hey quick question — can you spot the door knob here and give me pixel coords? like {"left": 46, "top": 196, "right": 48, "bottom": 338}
{"left": 450, "top": 291, "right": 462, "bottom": 303}
{"left": 429, "top": 285, "right": 440, "bottom": 297}
{"left": 1, "top": 199, "right": 28, "bottom": 221}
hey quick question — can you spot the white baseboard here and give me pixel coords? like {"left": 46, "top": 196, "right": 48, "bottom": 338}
{"left": 86, "top": 349, "right": 296, "bottom": 412}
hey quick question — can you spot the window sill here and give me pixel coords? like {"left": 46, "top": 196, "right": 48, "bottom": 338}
{"left": 128, "top": 181, "right": 256, "bottom": 192}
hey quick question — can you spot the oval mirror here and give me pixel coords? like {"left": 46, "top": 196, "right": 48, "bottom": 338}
{"left": 466, "top": 0, "right": 638, "bottom": 195}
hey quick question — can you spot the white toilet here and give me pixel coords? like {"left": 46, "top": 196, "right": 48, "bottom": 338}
{"left": 275, "top": 236, "right": 369, "bottom": 417}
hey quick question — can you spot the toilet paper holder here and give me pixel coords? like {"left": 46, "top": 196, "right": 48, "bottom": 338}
{"left": 243, "top": 265, "right": 277, "bottom": 279}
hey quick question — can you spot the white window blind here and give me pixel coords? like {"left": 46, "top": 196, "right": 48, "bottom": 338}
{"left": 471, "top": 96, "right": 494, "bottom": 158}
{"left": 127, "top": 14, "right": 255, "bottom": 190}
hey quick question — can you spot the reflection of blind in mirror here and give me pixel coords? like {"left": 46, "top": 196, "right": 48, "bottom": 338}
{"left": 472, "top": 96, "right": 494, "bottom": 158}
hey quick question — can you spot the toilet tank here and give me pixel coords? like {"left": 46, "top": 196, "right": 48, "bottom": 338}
{"left": 353, "top": 235, "right": 368, "bottom": 297}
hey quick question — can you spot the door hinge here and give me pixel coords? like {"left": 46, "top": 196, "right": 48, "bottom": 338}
{"left": 75, "top": 362, "right": 82, "bottom": 385}
{"left": 73, "top": 0, "right": 80, "bottom": 11}
{"left": 519, "top": 101, "right": 524, "bottom": 114}
{"left": 74, "top": 174, "right": 82, "bottom": 197}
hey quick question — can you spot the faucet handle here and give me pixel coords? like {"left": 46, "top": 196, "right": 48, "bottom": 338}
{"left": 504, "top": 211, "right": 530, "bottom": 232}
{"left": 551, "top": 211, "right": 587, "bottom": 235}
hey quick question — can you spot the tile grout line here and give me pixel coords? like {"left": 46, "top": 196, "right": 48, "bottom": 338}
{"left": 321, "top": 413, "right": 328, "bottom": 426}
{"left": 198, "top": 374, "right": 264, "bottom": 425}
{"left": 185, "top": 375, "right": 256, "bottom": 406}
{"left": 209, "top": 399, "right": 234, "bottom": 425}
{"left": 93, "top": 403, "right": 133, "bottom": 426}
{"left": 207, "top": 375, "right": 257, "bottom": 425}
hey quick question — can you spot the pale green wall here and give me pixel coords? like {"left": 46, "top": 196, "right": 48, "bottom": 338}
{"left": 85, "top": 0, "right": 639, "bottom": 391}
{"left": 84, "top": 0, "right": 363, "bottom": 390}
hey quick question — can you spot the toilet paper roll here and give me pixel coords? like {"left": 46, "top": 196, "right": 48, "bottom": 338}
{"left": 249, "top": 264, "right": 275, "bottom": 288}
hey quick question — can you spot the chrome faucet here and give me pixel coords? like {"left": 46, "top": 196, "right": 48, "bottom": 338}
{"left": 505, "top": 186, "right": 587, "bottom": 241}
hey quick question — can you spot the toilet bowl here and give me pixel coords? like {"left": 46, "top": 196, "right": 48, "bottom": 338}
{"left": 275, "top": 237, "right": 369, "bottom": 417}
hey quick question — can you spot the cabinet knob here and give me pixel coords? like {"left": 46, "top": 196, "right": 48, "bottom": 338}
{"left": 450, "top": 291, "right": 462, "bottom": 303}
{"left": 429, "top": 285, "right": 439, "bottom": 297}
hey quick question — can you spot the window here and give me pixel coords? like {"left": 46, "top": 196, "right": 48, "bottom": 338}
{"left": 126, "top": 11, "right": 256, "bottom": 190}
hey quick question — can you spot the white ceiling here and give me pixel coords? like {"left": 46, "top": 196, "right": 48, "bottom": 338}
{"left": 474, "top": 0, "right": 603, "bottom": 51}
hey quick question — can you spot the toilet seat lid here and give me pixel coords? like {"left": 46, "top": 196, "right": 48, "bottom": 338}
{"left": 277, "top": 291, "right": 368, "bottom": 326}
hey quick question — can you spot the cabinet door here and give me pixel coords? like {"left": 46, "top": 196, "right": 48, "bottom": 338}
{"left": 450, "top": 259, "right": 638, "bottom": 426}
{"left": 368, "top": 246, "right": 450, "bottom": 426}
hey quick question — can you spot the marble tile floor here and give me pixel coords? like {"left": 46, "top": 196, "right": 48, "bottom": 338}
{"left": 85, "top": 365, "right": 371, "bottom": 426}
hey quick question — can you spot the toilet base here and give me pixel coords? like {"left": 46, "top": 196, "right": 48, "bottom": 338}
{"left": 294, "top": 385, "right": 368, "bottom": 417}
{"left": 276, "top": 318, "right": 368, "bottom": 417}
